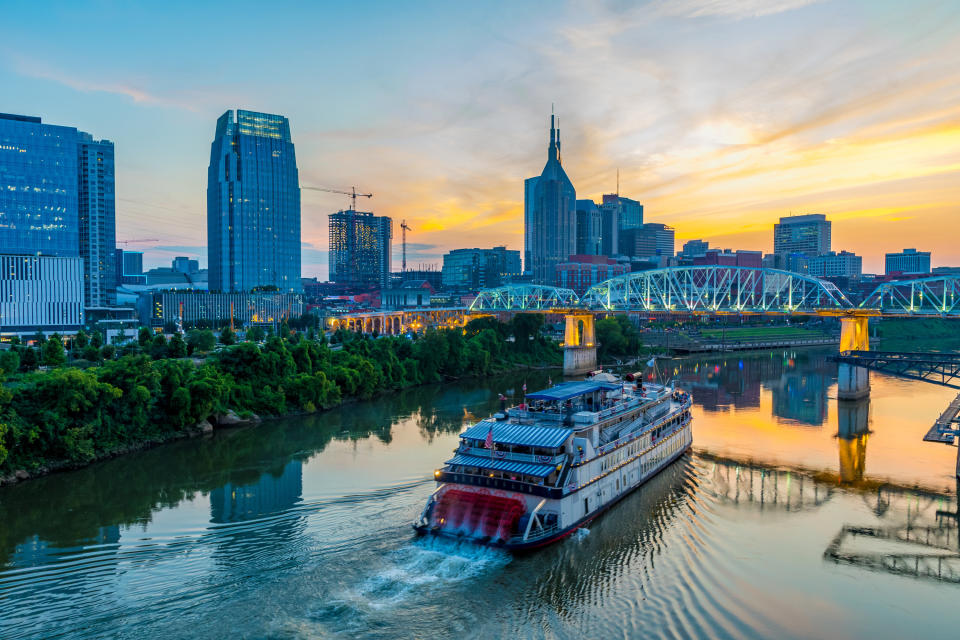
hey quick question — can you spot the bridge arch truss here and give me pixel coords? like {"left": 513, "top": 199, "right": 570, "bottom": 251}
{"left": 580, "top": 266, "right": 852, "bottom": 314}
{"left": 469, "top": 284, "right": 580, "bottom": 312}
{"left": 861, "top": 275, "right": 960, "bottom": 316}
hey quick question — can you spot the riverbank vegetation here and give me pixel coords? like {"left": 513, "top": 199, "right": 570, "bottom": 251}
{"left": 0, "top": 315, "right": 561, "bottom": 476}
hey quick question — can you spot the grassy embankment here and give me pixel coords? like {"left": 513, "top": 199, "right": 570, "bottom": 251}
{"left": 698, "top": 326, "right": 831, "bottom": 341}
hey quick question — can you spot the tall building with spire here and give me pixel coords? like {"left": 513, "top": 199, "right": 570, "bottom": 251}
{"left": 524, "top": 113, "right": 576, "bottom": 284}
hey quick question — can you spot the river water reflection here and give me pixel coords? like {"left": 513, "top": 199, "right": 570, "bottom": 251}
{"left": 1, "top": 349, "right": 959, "bottom": 639}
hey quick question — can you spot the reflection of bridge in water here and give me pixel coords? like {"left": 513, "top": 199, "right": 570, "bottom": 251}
{"left": 702, "top": 453, "right": 960, "bottom": 584}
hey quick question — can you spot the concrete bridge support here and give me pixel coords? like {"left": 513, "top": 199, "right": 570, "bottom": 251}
{"left": 563, "top": 314, "right": 597, "bottom": 375}
{"left": 837, "top": 398, "right": 870, "bottom": 483}
{"left": 838, "top": 316, "right": 870, "bottom": 400}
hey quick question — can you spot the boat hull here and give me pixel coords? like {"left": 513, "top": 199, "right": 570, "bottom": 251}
{"left": 413, "top": 443, "right": 692, "bottom": 551}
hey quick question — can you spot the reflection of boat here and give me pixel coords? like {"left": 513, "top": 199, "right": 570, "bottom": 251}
{"left": 413, "top": 372, "right": 693, "bottom": 550}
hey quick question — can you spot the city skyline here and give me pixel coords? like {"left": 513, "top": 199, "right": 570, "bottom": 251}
{"left": 3, "top": 1, "right": 959, "bottom": 276}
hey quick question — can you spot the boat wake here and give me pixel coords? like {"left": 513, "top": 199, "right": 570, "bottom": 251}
{"left": 352, "top": 537, "right": 511, "bottom": 609}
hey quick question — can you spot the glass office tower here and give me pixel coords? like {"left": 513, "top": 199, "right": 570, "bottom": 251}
{"left": 0, "top": 113, "right": 80, "bottom": 256}
{"left": 207, "top": 110, "right": 301, "bottom": 293}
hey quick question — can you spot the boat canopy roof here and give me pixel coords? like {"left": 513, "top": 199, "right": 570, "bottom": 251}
{"left": 445, "top": 453, "right": 556, "bottom": 478}
{"left": 461, "top": 420, "right": 573, "bottom": 448}
{"left": 525, "top": 381, "right": 621, "bottom": 402}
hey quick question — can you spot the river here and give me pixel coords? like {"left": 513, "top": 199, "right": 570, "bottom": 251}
{"left": 1, "top": 348, "right": 959, "bottom": 639}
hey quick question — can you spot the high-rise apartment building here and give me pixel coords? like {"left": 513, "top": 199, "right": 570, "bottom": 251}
{"left": 77, "top": 133, "right": 116, "bottom": 306}
{"left": 773, "top": 214, "right": 831, "bottom": 256}
{"left": 680, "top": 239, "right": 710, "bottom": 258}
{"left": 622, "top": 223, "right": 675, "bottom": 259}
{"left": 808, "top": 250, "right": 862, "bottom": 278}
{"left": 207, "top": 109, "right": 301, "bottom": 293}
{"left": 575, "top": 199, "right": 602, "bottom": 256}
{"left": 441, "top": 246, "right": 521, "bottom": 290}
{"left": 328, "top": 210, "right": 392, "bottom": 289}
{"left": 598, "top": 197, "right": 619, "bottom": 258}
{"left": 885, "top": 248, "right": 931, "bottom": 275}
{"left": 524, "top": 114, "right": 576, "bottom": 284}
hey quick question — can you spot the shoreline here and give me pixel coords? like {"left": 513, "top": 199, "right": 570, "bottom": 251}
{"left": 0, "top": 361, "right": 563, "bottom": 489}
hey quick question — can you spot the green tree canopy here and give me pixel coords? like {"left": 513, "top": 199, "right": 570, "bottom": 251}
{"left": 42, "top": 334, "right": 66, "bottom": 367}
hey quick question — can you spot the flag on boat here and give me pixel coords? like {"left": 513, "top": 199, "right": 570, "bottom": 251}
{"left": 522, "top": 382, "right": 527, "bottom": 393}
{"left": 547, "top": 376, "right": 552, "bottom": 387}
{"left": 485, "top": 424, "right": 494, "bottom": 449}
{"left": 647, "top": 357, "right": 656, "bottom": 367}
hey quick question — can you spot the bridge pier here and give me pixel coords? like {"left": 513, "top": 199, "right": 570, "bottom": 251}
{"left": 837, "top": 398, "right": 870, "bottom": 483}
{"left": 838, "top": 316, "right": 870, "bottom": 400}
{"left": 562, "top": 313, "right": 597, "bottom": 375}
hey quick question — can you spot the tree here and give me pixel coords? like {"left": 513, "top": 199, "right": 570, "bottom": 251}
{"left": 90, "top": 331, "right": 104, "bottom": 349}
{"left": 168, "top": 333, "right": 188, "bottom": 359}
{"left": 186, "top": 329, "right": 216, "bottom": 354}
{"left": 219, "top": 327, "right": 236, "bottom": 346}
{"left": 42, "top": 334, "right": 67, "bottom": 367}
{"left": 0, "top": 350, "right": 20, "bottom": 375}
{"left": 20, "top": 347, "right": 39, "bottom": 372}
{"left": 81, "top": 345, "right": 101, "bottom": 362}
{"left": 510, "top": 314, "right": 545, "bottom": 352}
{"left": 100, "top": 344, "right": 117, "bottom": 360}
{"left": 74, "top": 329, "right": 89, "bottom": 350}
{"left": 245, "top": 326, "right": 265, "bottom": 342}
{"left": 138, "top": 327, "right": 152, "bottom": 347}
{"left": 149, "top": 334, "right": 169, "bottom": 360}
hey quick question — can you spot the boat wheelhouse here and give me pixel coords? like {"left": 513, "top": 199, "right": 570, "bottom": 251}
{"left": 415, "top": 372, "right": 693, "bottom": 549}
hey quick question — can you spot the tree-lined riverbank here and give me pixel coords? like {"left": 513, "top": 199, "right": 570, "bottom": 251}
{"left": 0, "top": 316, "right": 560, "bottom": 483}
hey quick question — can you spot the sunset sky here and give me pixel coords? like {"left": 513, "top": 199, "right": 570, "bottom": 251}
{"left": 3, "top": 0, "right": 959, "bottom": 276}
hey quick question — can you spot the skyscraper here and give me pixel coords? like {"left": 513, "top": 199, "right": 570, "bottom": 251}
{"left": 773, "top": 214, "right": 831, "bottom": 256}
{"left": 77, "top": 134, "right": 116, "bottom": 306}
{"left": 328, "top": 210, "right": 392, "bottom": 289}
{"left": 0, "top": 114, "right": 80, "bottom": 256}
{"left": 207, "top": 109, "right": 301, "bottom": 293}
{"left": 525, "top": 114, "right": 576, "bottom": 284}
{"left": 0, "top": 112, "right": 115, "bottom": 331}
{"left": 575, "top": 199, "right": 602, "bottom": 256}
{"left": 523, "top": 176, "right": 539, "bottom": 272}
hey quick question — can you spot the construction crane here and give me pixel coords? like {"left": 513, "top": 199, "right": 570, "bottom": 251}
{"left": 117, "top": 239, "right": 158, "bottom": 245}
{"left": 301, "top": 185, "right": 372, "bottom": 211}
{"left": 400, "top": 220, "right": 411, "bottom": 273}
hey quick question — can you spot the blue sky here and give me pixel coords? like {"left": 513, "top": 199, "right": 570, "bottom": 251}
{"left": 3, "top": 0, "right": 960, "bottom": 276}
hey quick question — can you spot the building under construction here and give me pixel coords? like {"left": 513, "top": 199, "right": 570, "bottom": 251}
{"left": 328, "top": 210, "right": 393, "bottom": 290}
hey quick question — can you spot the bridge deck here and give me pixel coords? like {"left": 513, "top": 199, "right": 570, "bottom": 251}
{"left": 924, "top": 391, "right": 960, "bottom": 444}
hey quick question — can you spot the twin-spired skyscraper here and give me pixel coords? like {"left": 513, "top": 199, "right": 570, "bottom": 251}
{"left": 207, "top": 110, "right": 301, "bottom": 293}
{"left": 524, "top": 114, "right": 576, "bottom": 284}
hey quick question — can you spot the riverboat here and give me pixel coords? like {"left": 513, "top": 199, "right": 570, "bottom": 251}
{"left": 413, "top": 370, "right": 692, "bottom": 550}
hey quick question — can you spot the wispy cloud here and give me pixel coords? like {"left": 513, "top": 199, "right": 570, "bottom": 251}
{"left": 8, "top": 56, "right": 199, "bottom": 111}
{"left": 657, "top": 0, "right": 824, "bottom": 19}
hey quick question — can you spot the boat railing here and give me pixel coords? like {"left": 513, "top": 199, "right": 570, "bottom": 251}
{"left": 574, "top": 397, "right": 692, "bottom": 465}
{"left": 506, "top": 408, "right": 564, "bottom": 422}
{"left": 509, "top": 522, "right": 561, "bottom": 544}
{"left": 434, "top": 470, "right": 564, "bottom": 499}
{"left": 456, "top": 446, "right": 566, "bottom": 466}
